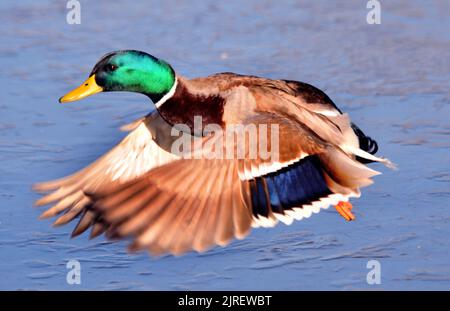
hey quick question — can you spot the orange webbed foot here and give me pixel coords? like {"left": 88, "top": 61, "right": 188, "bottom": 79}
{"left": 335, "top": 201, "right": 355, "bottom": 221}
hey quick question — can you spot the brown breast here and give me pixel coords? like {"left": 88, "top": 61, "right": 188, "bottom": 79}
{"left": 157, "top": 81, "right": 226, "bottom": 133}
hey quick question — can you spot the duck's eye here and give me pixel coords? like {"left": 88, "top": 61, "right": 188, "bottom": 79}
{"left": 105, "top": 64, "right": 118, "bottom": 72}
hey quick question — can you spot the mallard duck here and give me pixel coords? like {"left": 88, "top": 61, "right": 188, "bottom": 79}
{"left": 34, "top": 50, "right": 393, "bottom": 256}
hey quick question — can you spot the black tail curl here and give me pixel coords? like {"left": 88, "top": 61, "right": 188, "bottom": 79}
{"left": 351, "top": 123, "right": 379, "bottom": 164}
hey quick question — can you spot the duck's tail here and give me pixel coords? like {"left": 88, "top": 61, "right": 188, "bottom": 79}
{"left": 351, "top": 123, "right": 379, "bottom": 164}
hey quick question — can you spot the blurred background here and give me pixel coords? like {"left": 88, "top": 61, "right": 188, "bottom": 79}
{"left": 0, "top": 0, "right": 449, "bottom": 290}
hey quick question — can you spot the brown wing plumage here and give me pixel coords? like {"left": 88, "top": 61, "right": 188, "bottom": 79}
{"left": 84, "top": 111, "right": 382, "bottom": 256}
{"left": 85, "top": 159, "right": 251, "bottom": 255}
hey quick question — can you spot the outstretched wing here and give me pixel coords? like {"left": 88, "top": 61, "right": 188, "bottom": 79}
{"left": 33, "top": 112, "right": 179, "bottom": 237}
{"left": 85, "top": 112, "right": 382, "bottom": 256}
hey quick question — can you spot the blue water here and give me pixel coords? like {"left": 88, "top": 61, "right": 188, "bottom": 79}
{"left": 0, "top": 0, "right": 449, "bottom": 290}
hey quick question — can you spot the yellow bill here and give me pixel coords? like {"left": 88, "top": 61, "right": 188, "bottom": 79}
{"left": 59, "top": 75, "right": 103, "bottom": 103}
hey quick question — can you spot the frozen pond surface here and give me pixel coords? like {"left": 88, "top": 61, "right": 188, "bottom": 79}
{"left": 0, "top": 0, "right": 449, "bottom": 290}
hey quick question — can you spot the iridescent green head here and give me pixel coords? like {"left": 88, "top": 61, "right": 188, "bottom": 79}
{"left": 59, "top": 50, "right": 176, "bottom": 104}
